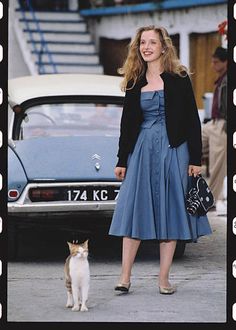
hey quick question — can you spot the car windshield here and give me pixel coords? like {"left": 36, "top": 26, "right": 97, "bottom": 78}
{"left": 20, "top": 102, "right": 123, "bottom": 139}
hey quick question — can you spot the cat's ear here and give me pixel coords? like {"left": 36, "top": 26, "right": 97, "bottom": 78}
{"left": 84, "top": 239, "right": 89, "bottom": 248}
{"left": 67, "top": 242, "right": 73, "bottom": 250}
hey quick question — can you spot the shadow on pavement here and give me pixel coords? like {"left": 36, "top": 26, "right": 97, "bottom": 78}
{"left": 8, "top": 226, "right": 163, "bottom": 262}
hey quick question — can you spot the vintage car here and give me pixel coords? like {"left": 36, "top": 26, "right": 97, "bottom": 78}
{"left": 8, "top": 73, "right": 186, "bottom": 258}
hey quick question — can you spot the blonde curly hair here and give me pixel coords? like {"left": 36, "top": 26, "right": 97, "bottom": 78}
{"left": 119, "top": 25, "right": 188, "bottom": 91}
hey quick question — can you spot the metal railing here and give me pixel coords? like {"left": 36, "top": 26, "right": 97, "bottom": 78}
{"left": 18, "top": 0, "right": 57, "bottom": 74}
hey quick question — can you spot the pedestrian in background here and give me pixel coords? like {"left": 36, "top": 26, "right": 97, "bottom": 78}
{"left": 202, "top": 47, "right": 227, "bottom": 215}
{"left": 109, "top": 25, "right": 212, "bottom": 295}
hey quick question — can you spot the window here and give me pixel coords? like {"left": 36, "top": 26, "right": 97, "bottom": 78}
{"left": 20, "top": 102, "right": 123, "bottom": 139}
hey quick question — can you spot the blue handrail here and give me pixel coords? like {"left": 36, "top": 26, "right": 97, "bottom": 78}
{"left": 18, "top": 0, "right": 57, "bottom": 74}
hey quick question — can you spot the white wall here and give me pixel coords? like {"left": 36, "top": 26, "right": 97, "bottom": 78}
{"left": 87, "top": 4, "right": 227, "bottom": 68}
{"left": 8, "top": 1, "right": 31, "bottom": 79}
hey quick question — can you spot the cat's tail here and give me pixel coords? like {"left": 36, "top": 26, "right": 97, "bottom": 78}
{"left": 64, "top": 256, "right": 72, "bottom": 293}
{"left": 65, "top": 275, "right": 72, "bottom": 293}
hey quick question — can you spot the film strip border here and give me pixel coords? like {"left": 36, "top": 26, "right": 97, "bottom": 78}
{"left": 0, "top": 1, "right": 234, "bottom": 329}
{"left": 0, "top": 0, "right": 7, "bottom": 326}
{"left": 229, "top": 0, "right": 236, "bottom": 324}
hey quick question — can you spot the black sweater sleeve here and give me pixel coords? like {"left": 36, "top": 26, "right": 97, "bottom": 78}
{"left": 116, "top": 83, "right": 143, "bottom": 167}
{"left": 116, "top": 90, "right": 131, "bottom": 167}
{"left": 185, "top": 75, "right": 202, "bottom": 166}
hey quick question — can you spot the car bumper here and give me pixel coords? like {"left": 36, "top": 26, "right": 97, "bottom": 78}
{"left": 8, "top": 181, "right": 120, "bottom": 217}
{"left": 8, "top": 200, "right": 117, "bottom": 214}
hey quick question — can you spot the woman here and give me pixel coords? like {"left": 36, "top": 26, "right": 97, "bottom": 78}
{"left": 109, "top": 26, "right": 212, "bottom": 294}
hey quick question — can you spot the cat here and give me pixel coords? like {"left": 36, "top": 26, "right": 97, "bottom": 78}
{"left": 64, "top": 240, "right": 90, "bottom": 312}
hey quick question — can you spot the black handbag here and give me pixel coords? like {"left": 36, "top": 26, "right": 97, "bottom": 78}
{"left": 186, "top": 175, "right": 215, "bottom": 216}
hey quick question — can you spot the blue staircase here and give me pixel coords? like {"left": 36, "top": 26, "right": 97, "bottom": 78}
{"left": 15, "top": 1, "right": 103, "bottom": 74}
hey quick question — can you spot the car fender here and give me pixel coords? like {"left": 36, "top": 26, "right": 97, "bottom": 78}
{"left": 8, "top": 145, "right": 28, "bottom": 201}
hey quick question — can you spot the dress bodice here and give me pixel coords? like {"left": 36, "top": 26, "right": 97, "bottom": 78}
{"left": 140, "top": 90, "right": 165, "bottom": 128}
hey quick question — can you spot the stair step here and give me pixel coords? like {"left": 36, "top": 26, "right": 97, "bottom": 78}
{"left": 32, "top": 50, "right": 98, "bottom": 56}
{"left": 28, "top": 39, "right": 93, "bottom": 44}
{"left": 23, "top": 28, "right": 88, "bottom": 34}
{"left": 25, "top": 31, "right": 91, "bottom": 42}
{"left": 19, "top": 18, "right": 85, "bottom": 24}
{"left": 38, "top": 65, "right": 104, "bottom": 74}
{"left": 29, "top": 42, "right": 96, "bottom": 53}
{"left": 16, "top": 10, "right": 82, "bottom": 20}
{"left": 33, "top": 53, "right": 99, "bottom": 64}
{"left": 36, "top": 61, "right": 101, "bottom": 67}
{"left": 19, "top": 21, "right": 87, "bottom": 32}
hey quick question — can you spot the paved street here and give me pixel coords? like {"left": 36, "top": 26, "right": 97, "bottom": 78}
{"left": 7, "top": 212, "right": 226, "bottom": 323}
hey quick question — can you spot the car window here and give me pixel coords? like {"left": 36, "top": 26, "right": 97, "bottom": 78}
{"left": 20, "top": 103, "right": 123, "bottom": 139}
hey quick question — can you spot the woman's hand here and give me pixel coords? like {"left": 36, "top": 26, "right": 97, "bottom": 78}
{"left": 188, "top": 165, "right": 202, "bottom": 177}
{"left": 114, "top": 167, "right": 127, "bottom": 180}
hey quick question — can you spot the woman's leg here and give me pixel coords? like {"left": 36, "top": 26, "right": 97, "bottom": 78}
{"left": 119, "top": 236, "right": 141, "bottom": 283}
{"left": 159, "top": 240, "right": 177, "bottom": 287}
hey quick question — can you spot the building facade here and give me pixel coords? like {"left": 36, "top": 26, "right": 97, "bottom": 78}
{"left": 81, "top": 0, "right": 227, "bottom": 108}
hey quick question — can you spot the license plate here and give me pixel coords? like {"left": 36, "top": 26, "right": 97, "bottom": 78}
{"left": 67, "top": 187, "right": 119, "bottom": 201}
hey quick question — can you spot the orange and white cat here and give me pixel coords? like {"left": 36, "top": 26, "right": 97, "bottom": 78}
{"left": 64, "top": 240, "right": 90, "bottom": 312}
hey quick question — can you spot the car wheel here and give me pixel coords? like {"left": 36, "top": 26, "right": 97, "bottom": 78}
{"left": 174, "top": 241, "right": 186, "bottom": 259}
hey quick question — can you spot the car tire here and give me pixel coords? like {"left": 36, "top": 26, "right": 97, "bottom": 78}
{"left": 174, "top": 241, "right": 186, "bottom": 259}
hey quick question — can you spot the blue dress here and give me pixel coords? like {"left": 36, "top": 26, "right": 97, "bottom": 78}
{"left": 109, "top": 90, "right": 212, "bottom": 241}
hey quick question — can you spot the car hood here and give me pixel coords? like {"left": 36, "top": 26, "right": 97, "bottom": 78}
{"left": 12, "top": 136, "right": 119, "bottom": 182}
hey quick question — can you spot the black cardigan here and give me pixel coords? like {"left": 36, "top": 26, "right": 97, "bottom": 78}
{"left": 116, "top": 71, "right": 202, "bottom": 167}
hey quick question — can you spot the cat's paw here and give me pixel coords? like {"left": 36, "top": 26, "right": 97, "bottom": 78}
{"left": 80, "top": 305, "right": 88, "bottom": 312}
{"left": 72, "top": 305, "right": 80, "bottom": 312}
